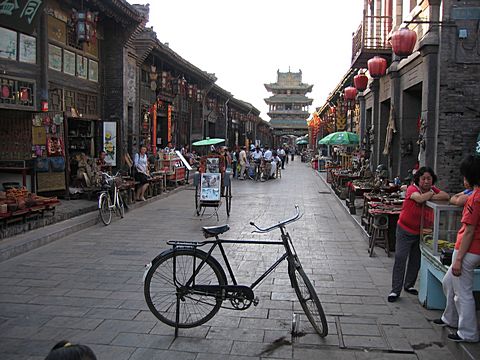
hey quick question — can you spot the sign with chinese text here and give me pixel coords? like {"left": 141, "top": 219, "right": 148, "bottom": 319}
{"left": 167, "top": 104, "right": 172, "bottom": 143}
{"left": 0, "top": 0, "right": 45, "bottom": 34}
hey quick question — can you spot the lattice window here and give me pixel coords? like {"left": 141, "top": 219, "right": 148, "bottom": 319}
{"left": 64, "top": 89, "right": 75, "bottom": 110}
{"left": 49, "top": 88, "right": 63, "bottom": 112}
{"left": 86, "top": 94, "right": 97, "bottom": 116}
{"left": 76, "top": 92, "right": 87, "bottom": 115}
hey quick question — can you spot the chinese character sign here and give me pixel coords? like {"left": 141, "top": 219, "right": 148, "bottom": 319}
{"left": 0, "top": 0, "right": 45, "bottom": 34}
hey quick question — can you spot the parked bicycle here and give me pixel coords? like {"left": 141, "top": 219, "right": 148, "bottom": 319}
{"left": 143, "top": 206, "right": 328, "bottom": 337}
{"left": 98, "top": 172, "right": 125, "bottom": 226}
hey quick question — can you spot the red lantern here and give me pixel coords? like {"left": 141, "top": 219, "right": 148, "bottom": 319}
{"left": 19, "top": 88, "right": 30, "bottom": 102}
{"left": 391, "top": 28, "right": 417, "bottom": 57}
{"left": 344, "top": 87, "right": 357, "bottom": 102}
{"left": 41, "top": 101, "right": 48, "bottom": 112}
{"left": 354, "top": 73, "right": 368, "bottom": 91}
{"left": 367, "top": 56, "right": 387, "bottom": 78}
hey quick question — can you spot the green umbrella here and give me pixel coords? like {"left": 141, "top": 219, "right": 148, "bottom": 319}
{"left": 318, "top": 131, "right": 359, "bottom": 145}
{"left": 192, "top": 137, "right": 225, "bottom": 146}
{"left": 296, "top": 139, "right": 308, "bottom": 145}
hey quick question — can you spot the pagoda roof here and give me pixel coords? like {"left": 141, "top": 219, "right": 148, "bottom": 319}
{"left": 264, "top": 83, "right": 313, "bottom": 92}
{"left": 269, "top": 118, "right": 308, "bottom": 129}
{"left": 264, "top": 94, "right": 313, "bottom": 104}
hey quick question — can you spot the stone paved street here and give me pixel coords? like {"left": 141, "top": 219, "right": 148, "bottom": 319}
{"left": 0, "top": 160, "right": 456, "bottom": 359}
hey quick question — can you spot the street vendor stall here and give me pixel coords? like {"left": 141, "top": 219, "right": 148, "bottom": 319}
{"left": 0, "top": 186, "right": 59, "bottom": 238}
{"left": 417, "top": 200, "right": 477, "bottom": 309}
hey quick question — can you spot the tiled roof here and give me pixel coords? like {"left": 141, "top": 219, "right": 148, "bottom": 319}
{"left": 265, "top": 94, "right": 313, "bottom": 104}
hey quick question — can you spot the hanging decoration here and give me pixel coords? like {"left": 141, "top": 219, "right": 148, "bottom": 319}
{"left": 149, "top": 65, "right": 158, "bottom": 91}
{"left": 367, "top": 56, "right": 387, "bottom": 78}
{"left": 71, "top": 9, "right": 98, "bottom": 44}
{"left": 344, "top": 87, "right": 358, "bottom": 102}
{"left": 391, "top": 28, "right": 417, "bottom": 57}
{"left": 354, "top": 70, "right": 368, "bottom": 91}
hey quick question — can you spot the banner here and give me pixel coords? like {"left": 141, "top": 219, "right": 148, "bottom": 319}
{"left": 167, "top": 104, "right": 172, "bottom": 144}
{"left": 103, "top": 122, "right": 116, "bottom": 166}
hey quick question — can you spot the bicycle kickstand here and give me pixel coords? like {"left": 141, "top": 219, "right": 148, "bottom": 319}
{"left": 174, "top": 295, "right": 180, "bottom": 338}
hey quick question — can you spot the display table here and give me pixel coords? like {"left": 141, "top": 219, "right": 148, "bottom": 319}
{"left": 346, "top": 183, "right": 373, "bottom": 214}
{"left": 419, "top": 245, "right": 480, "bottom": 309}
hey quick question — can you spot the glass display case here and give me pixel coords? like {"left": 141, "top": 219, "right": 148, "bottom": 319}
{"left": 420, "top": 200, "right": 463, "bottom": 256}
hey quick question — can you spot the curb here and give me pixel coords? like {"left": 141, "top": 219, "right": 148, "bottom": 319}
{"left": 0, "top": 185, "right": 188, "bottom": 263}
{"left": 315, "top": 170, "right": 370, "bottom": 242}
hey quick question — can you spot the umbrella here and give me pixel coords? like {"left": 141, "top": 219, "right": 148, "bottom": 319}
{"left": 296, "top": 139, "right": 308, "bottom": 145}
{"left": 192, "top": 137, "right": 225, "bottom": 146}
{"left": 318, "top": 131, "right": 359, "bottom": 145}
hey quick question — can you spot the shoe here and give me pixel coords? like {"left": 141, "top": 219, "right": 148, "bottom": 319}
{"left": 387, "top": 292, "right": 399, "bottom": 302}
{"left": 448, "top": 333, "right": 465, "bottom": 342}
{"left": 404, "top": 287, "right": 418, "bottom": 295}
{"left": 140, "top": 197, "right": 146, "bottom": 201}
{"left": 433, "top": 318, "right": 447, "bottom": 326}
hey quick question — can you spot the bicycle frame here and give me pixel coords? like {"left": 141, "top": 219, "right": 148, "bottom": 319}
{"left": 168, "top": 209, "right": 302, "bottom": 292}
{"left": 98, "top": 173, "right": 120, "bottom": 209}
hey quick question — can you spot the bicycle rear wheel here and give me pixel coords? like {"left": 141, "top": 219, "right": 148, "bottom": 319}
{"left": 99, "top": 193, "right": 112, "bottom": 225}
{"left": 290, "top": 261, "right": 328, "bottom": 337}
{"left": 144, "top": 248, "right": 227, "bottom": 328}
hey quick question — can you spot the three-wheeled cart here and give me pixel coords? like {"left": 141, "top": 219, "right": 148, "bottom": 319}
{"left": 193, "top": 155, "right": 232, "bottom": 218}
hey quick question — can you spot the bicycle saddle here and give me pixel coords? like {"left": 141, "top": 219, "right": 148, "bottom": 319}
{"left": 202, "top": 224, "right": 230, "bottom": 238}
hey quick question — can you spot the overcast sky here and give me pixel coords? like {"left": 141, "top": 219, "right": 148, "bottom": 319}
{"left": 128, "top": 0, "right": 364, "bottom": 120}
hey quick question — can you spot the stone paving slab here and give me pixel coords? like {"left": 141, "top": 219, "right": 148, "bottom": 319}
{"left": 0, "top": 160, "right": 464, "bottom": 359}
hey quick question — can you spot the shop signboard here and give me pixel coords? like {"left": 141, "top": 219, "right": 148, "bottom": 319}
{"left": 0, "top": 0, "right": 45, "bottom": 35}
{"left": 200, "top": 173, "right": 220, "bottom": 201}
{"left": 103, "top": 122, "right": 116, "bottom": 166}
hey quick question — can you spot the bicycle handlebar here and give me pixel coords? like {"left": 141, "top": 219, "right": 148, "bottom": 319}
{"left": 101, "top": 171, "right": 121, "bottom": 180}
{"left": 249, "top": 205, "right": 301, "bottom": 233}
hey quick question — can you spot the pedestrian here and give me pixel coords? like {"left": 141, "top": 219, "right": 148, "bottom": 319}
{"left": 238, "top": 146, "right": 247, "bottom": 180}
{"left": 134, "top": 145, "right": 150, "bottom": 201}
{"left": 388, "top": 166, "right": 449, "bottom": 302}
{"left": 231, "top": 146, "right": 238, "bottom": 178}
{"left": 278, "top": 147, "right": 286, "bottom": 169}
{"left": 44, "top": 340, "right": 97, "bottom": 360}
{"left": 435, "top": 155, "right": 480, "bottom": 342}
{"left": 449, "top": 177, "right": 473, "bottom": 207}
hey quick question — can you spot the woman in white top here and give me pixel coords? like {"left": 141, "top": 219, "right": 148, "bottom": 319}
{"left": 134, "top": 146, "right": 149, "bottom": 201}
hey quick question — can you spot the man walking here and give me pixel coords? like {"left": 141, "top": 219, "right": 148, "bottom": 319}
{"left": 238, "top": 146, "right": 247, "bottom": 180}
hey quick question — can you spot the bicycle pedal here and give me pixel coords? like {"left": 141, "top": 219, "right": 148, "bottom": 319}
{"left": 253, "top": 296, "right": 259, "bottom": 306}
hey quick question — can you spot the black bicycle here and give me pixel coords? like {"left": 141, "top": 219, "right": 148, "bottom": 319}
{"left": 143, "top": 206, "right": 328, "bottom": 337}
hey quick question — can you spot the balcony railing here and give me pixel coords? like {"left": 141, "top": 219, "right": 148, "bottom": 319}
{"left": 351, "top": 14, "right": 392, "bottom": 65}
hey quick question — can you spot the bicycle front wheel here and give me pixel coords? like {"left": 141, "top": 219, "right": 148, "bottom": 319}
{"left": 290, "top": 262, "right": 328, "bottom": 337}
{"left": 116, "top": 192, "right": 125, "bottom": 218}
{"left": 99, "top": 192, "right": 112, "bottom": 225}
{"left": 144, "top": 249, "right": 227, "bottom": 328}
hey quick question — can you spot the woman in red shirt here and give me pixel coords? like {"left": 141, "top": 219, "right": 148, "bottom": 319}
{"left": 388, "top": 167, "right": 449, "bottom": 302}
{"left": 436, "top": 155, "right": 480, "bottom": 342}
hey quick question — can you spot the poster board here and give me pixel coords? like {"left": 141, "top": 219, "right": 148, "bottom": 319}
{"left": 175, "top": 150, "right": 192, "bottom": 171}
{"left": 206, "top": 158, "right": 219, "bottom": 173}
{"left": 103, "top": 122, "right": 116, "bottom": 166}
{"left": 200, "top": 173, "right": 221, "bottom": 202}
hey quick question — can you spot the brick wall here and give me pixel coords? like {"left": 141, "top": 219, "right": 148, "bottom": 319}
{"left": 435, "top": 0, "right": 480, "bottom": 193}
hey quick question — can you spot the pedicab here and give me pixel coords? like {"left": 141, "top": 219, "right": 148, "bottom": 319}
{"left": 192, "top": 138, "right": 232, "bottom": 218}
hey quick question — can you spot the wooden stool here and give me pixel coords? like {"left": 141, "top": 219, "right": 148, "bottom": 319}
{"left": 368, "top": 214, "right": 390, "bottom": 257}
